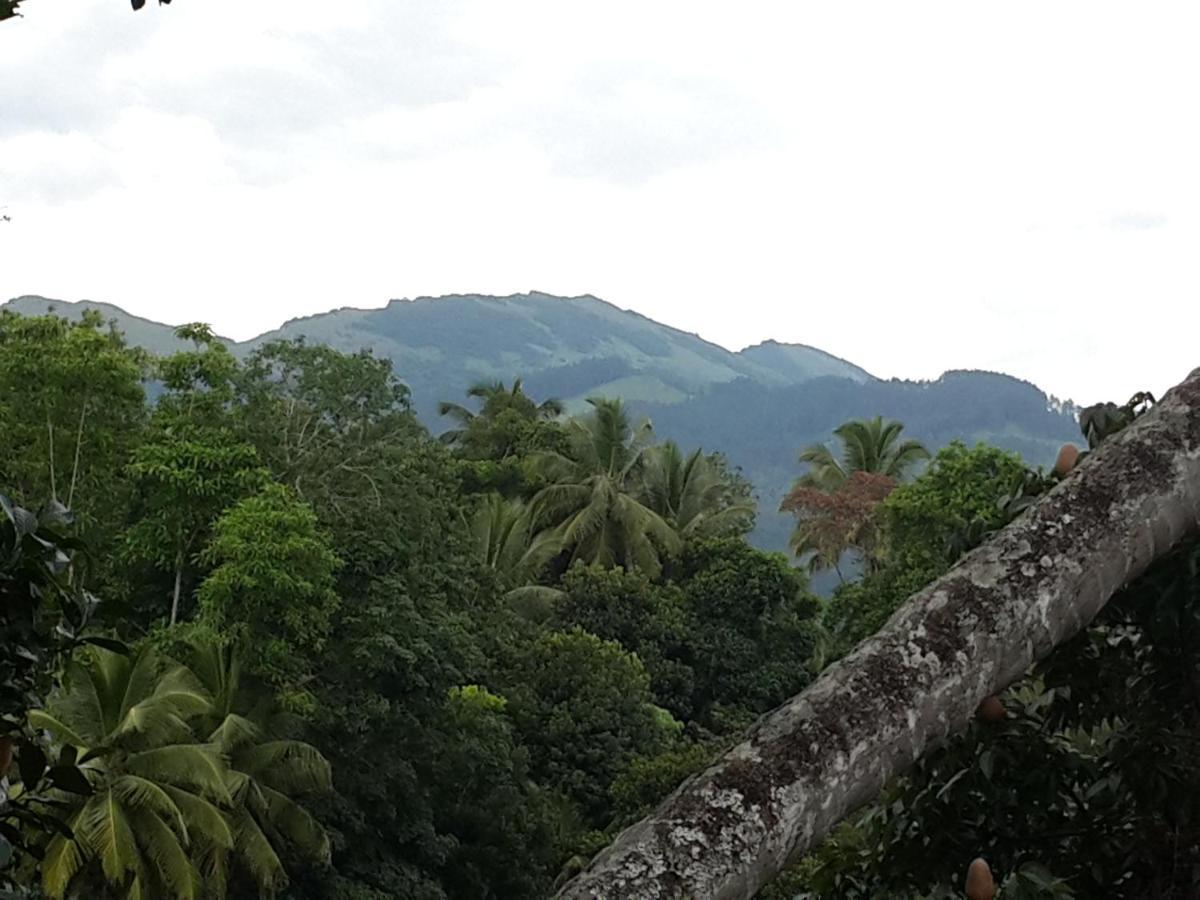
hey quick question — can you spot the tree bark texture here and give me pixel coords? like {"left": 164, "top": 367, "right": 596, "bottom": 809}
{"left": 557, "top": 366, "right": 1200, "bottom": 900}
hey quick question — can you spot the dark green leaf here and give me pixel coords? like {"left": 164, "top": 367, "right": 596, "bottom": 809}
{"left": 47, "top": 765, "right": 92, "bottom": 796}
{"left": 17, "top": 741, "right": 46, "bottom": 788}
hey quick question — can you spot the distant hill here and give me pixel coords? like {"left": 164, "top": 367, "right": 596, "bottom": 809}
{"left": 3, "top": 292, "right": 1081, "bottom": 555}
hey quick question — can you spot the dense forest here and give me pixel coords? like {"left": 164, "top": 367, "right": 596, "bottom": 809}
{"left": 1, "top": 308, "right": 1198, "bottom": 899}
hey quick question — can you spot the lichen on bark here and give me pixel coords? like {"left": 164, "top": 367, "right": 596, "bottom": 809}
{"left": 557, "top": 366, "right": 1200, "bottom": 900}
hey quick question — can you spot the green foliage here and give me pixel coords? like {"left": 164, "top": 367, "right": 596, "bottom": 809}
{"left": 506, "top": 628, "right": 673, "bottom": 827}
{"left": 639, "top": 441, "right": 756, "bottom": 540}
{"left": 794, "top": 415, "right": 929, "bottom": 491}
{"left": 609, "top": 742, "right": 713, "bottom": 823}
{"left": 198, "top": 485, "right": 341, "bottom": 709}
{"left": 529, "top": 397, "right": 681, "bottom": 577}
{"left": 0, "top": 494, "right": 121, "bottom": 885}
{"left": 238, "top": 338, "right": 421, "bottom": 517}
{"left": 427, "top": 685, "right": 560, "bottom": 898}
{"left": 823, "top": 442, "right": 1036, "bottom": 649}
{"left": 122, "top": 328, "right": 270, "bottom": 626}
{"left": 0, "top": 311, "right": 146, "bottom": 540}
{"left": 31, "top": 640, "right": 331, "bottom": 900}
{"left": 676, "top": 539, "right": 819, "bottom": 728}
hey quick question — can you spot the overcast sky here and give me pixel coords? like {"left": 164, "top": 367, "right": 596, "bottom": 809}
{"left": 1, "top": 1, "right": 1197, "bottom": 405}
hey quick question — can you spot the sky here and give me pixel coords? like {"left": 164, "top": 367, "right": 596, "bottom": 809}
{"left": 1, "top": 0, "right": 1197, "bottom": 407}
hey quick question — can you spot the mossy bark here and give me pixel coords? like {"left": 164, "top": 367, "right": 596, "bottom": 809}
{"left": 558, "top": 367, "right": 1200, "bottom": 900}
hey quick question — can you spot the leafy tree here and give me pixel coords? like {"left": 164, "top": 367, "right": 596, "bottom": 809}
{"left": 31, "top": 639, "right": 332, "bottom": 900}
{"left": 823, "top": 442, "right": 1037, "bottom": 648}
{"left": 197, "top": 484, "right": 341, "bottom": 710}
{"left": 0, "top": 494, "right": 121, "bottom": 885}
{"left": 439, "top": 378, "right": 568, "bottom": 499}
{"left": 426, "top": 686, "right": 559, "bottom": 898}
{"left": 238, "top": 339, "right": 421, "bottom": 519}
{"left": 470, "top": 492, "right": 564, "bottom": 617}
{"left": 639, "top": 441, "right": 756, "bottom": 540}
{"left": 505, "top": 628, "right": 674, "bottom": 827}
{"left": 793, "top": 415, "right": 929, "bottom": 491}
{"left": 0, "top": 311, "right": 146, "bottom": 542}
{"left": 122, "top": 326, "right": 269, "bottom": 626}
{"left": 529, "top": 398, "right": 680, "bottom": 577}
{"left": 674, "top": 539, "right": 819, "bottom": 730}
{"left": 550, "top": 563, "right": 694, "bottom": 721}
{"left": 438, "top": 378, "right": 564, "bottom": 451}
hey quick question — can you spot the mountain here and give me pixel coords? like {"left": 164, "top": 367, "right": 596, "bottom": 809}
{"left": 244, "top": 292, "right": 873, "bottom": 419}
{"left": 2, "top": 292, "right": 1082, "bottom": 556}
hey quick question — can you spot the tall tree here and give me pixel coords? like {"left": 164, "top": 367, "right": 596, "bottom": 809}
{"left": 238, "top": 339, "right": 421, "bottom": 519}
{"left": 794, "top": 415, "right": 929, "bottom": 491}
{"left": 197, "top": 484, "right": 341, "bottom": 710}
{"left": 438, "top": 378, "right": 564, "bottom": 451}
{"left": 556, "top": 367, "right": 1200, "bottom": 898}
{"left": 0, "top": 311, "right": 146, "bottom": 540}
{"left": 121, "top": 325, "right": 268, "bottom": 626}
{"left": 530, "top": 398, "right": 680, "bottom": 577}
{"left": 639, "top": 442, "right": 755, "bottom": 541}
{"left": 172, "top": 636, "right": 332, "bottom": 897}
{"left": 780, "top": 471, "right": 896, "bottom": 577}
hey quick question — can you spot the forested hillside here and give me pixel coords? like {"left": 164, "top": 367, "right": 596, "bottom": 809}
{"left": 1, "top": 307, "right": 1197, "bottom": 899}
{"left": 3, "top": 294, "right": 1081, "bottom": 553}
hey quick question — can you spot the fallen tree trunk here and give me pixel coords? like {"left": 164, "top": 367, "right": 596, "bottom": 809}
{"left": 558, "top": 367, "right": 1200, "bottom": 900}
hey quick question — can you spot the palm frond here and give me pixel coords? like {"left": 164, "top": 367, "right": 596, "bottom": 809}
{"left": 128, "top": 807, "right": 200, "bottom": 900}
{"left": 229, "top": 808, "right": 287, "bottom": 896}
{"left": 236, "top": 740, "right": 331, "bottom": 795}
{"left": 256, "top": 783, "right": 332, "bottom": 864}
{"left": 41, "top": 809, "right": 88, "bottom": 899}
{"left": 162, "top": 785, "right": 234, "bottom": 850}
{"left": 126, "top": 745, "right": 232, "bottom": 805}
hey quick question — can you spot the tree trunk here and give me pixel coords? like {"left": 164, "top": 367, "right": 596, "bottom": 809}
{"left": 170, "top": 548, "right": 184, "bottom": 627}
{"left": 557, "top": 366, "right": 1200, "bottom": 900}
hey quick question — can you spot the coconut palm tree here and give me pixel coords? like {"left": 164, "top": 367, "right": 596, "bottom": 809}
{"left": 639, "top": 442, "right": 755, "bottom": 540}
{"left": 794, "top": 416, "right": 929, "bottom": 491}
{"left": 437, "top": 378, "right": 564, "bottom": 448}
{"left": 470, "top": 493, "right": 566, "bottom": 618}
{"left": 529, "top": 398, "right": 680, "bottom": 576}
{"left": 31, "top": 640, "right": 331, "bottom": 900}
{"left": 31, "top": 646, "right": 234, "bottom": 900}
{"left": 180, "top": 638, "right": 331, "bottom": 898}
{"left": 784, "top": 417, "right": 924, "bottom": 576}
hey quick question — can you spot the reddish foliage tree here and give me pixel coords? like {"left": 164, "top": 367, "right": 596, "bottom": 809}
{"left": 780, "top": 471, "right": 896, "bottom": 575}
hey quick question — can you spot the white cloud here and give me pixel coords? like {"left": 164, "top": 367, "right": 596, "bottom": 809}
{"left": 1, "top": 0, "right": 1198, "bottom": 406}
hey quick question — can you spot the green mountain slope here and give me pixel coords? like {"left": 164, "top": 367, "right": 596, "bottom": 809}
{"left": 2, "top": 292, "right": 1081, "bottom": 557}
{"left": 248, "top": 292, "right": 871, "bottom": 417}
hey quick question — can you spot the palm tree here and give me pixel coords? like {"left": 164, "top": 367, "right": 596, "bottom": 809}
{"left": 31, "top": 646, "right": 234, "bottom": 900}
{"left": 470, "top": 492, "right": 565, "bottom": 619}
{"left": 30, "top": 641, "right": 331, "bottom": 900}
{"left": 639, "top": 442, "right": 755, "bottom": 540}
{"left": 437, "top": 378, "right": 564, "bottom": 447}
{"left": 785, "top": 417, "right": 925, "bottom": 576}
{"left": 181, "top": 638, "right": 331, "bottom": 897}
{"left": 794, "top": 416, "right": 929, "bottom": 491}
{"left": 529, "top": 398, "right": 680, "bottom": 576}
